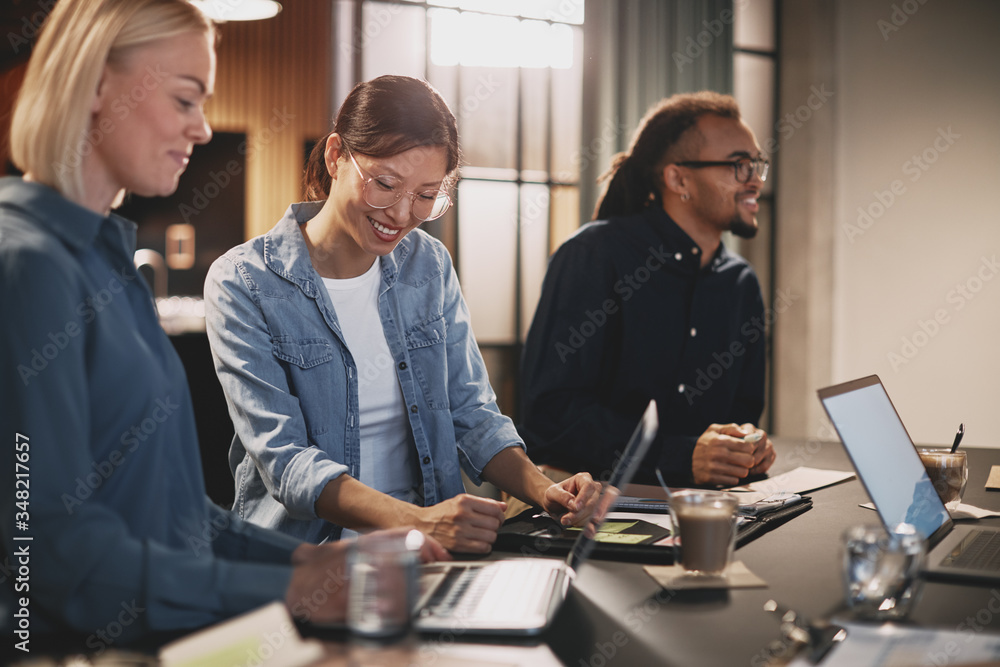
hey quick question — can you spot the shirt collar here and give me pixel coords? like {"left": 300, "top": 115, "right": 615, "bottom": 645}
{"left": 264, "top": 201, "right": 409, "bottom": 294}
{"left": 0, "top": 177, "right": 137, "bottom": 257}
{"left": 642, "top": 204, "right": 731, "bottom": 272}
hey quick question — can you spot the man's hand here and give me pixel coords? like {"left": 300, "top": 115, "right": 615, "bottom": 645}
{"left": 414, "top": 493, "right": 507, "bottom": 554}
{"left": 540, "top": 472, "right": 602, "bottom": 526}
{"left": 692, "top": 423, "right": 767, "bottom": 486}
{"left": 741, "top": 422, "right": 777, "bottom": 476}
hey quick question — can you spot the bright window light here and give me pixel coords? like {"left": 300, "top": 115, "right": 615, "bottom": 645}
{"left": 428, "top": 0, "right": 583, "bottom": 24}
{"left": 429, "top": 9, "right": 574, "bottom": 69}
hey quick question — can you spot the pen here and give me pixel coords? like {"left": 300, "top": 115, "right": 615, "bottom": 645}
{"left": 950, "top": 423, "right": 965, "bottom": 453}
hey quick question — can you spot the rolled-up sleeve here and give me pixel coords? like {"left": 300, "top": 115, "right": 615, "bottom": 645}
{"left": 204, "top": 255, "right": 348, "bottom": 521}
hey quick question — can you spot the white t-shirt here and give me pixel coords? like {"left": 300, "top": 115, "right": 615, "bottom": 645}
{"left": 322, "top": 258, "right": 418, "bottom": 513}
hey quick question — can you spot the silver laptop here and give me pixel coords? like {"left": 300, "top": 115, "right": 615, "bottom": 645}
{"left": 818, "top": 375, "right": 1000, "bottom": 582}
{"left": 413, "top": 399, "right": 659, "bottom": 635}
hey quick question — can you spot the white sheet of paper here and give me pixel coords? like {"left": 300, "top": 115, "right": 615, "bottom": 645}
{"left": 726, "top": 466, "right": 855, "bottom": 503}
{"left": 861, "top": 501, "right": 1000, "bottom": 521}
{"left": 787, "top": 621, "right": 1000, "bottom": 666}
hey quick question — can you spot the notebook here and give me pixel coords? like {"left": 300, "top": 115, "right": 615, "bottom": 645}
{"left": 818, "top": 375, "right": 1000, "bottom": 582}
{"left": 413, "top": 399, "right": 659, "bottom": 635}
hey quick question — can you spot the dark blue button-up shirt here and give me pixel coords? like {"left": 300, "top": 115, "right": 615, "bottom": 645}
{"left": 0, "top": 178, "right": 300, "bottom": 642}
{"left": 521, "top": 205, "right": 766, "bottom": 485}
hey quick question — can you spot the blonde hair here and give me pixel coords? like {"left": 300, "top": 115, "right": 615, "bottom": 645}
{"left": 9, "top": 0, "right": 215, "bottom": 205}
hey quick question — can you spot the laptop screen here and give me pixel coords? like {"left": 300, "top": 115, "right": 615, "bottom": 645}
{"left": 565, "top": 400, "right": 659, "bottom": 571}
{"left": 818, "top": 375, "right": 952, "bottom": 542}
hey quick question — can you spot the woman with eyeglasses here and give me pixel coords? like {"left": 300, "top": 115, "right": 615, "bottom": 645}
{"left": 205, "top": 75, "right": 600, "bottom": 553}
{"left": 0, "top": 0, "right": 424, "bottom": 642}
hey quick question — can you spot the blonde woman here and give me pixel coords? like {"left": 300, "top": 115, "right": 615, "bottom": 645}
{"left": 0, "top": 0, "right": 440, "bottom": 643}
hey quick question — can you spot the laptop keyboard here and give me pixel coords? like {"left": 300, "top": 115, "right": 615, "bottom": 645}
{"left": 945, "top": 530, "right": 1000, "bottom": 570}
{"left": 421, "top": 561, "right": 560, "bottom": 621}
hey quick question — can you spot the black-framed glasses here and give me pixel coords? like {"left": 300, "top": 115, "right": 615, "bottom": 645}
{"left": 346, "top": 149, "right": 453, "bottom": 222}
{"left": 673, "top": 157, "right": 769, "bottom": 184}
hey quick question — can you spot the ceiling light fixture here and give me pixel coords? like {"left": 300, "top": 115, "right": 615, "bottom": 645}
{"left": 192, "top": 0, "right": 283, "bottom": 22}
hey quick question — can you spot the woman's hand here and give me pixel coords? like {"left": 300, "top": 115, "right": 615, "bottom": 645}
{"left": 541, "top": 472, "right": 602, "bottom": 526}
{"left": 414, "top": 493, "right": 507, "bottom": 553}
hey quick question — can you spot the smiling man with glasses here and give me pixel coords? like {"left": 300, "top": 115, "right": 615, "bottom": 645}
{"left": 521, "top": 91, "right": 777, "bottom": 490}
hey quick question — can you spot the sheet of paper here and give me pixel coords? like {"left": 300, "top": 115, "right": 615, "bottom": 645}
{"left": 861, "top": 501, "right": 1000, "bottom": 520}
{"left": 727, "top": 466, "right": 855, "bottom": 503}
{"left": 787, "top": 621, "right": 1000, "bottom": 666}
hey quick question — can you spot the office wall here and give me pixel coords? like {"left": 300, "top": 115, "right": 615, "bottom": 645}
{"left": 776, "top": 0, "right": 1000, "bottom": 447}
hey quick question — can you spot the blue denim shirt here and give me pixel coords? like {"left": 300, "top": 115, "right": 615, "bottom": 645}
{"left": 0, "top": 178, "right": 299, "bottom": 641}
{"left": 204, "top": 202, "right": 523, "bottom": 544}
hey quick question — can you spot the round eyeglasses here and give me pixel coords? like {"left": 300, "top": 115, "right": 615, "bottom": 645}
{"left": 673, "top": 157, "right": 769, "bottom": 184}
{"left": 346, "top": 149, "right": 452, "bottom": 222}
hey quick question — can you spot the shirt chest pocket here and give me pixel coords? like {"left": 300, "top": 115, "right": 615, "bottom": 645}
{"left": 404, "top": 316, "right": 449, "bottom": 410}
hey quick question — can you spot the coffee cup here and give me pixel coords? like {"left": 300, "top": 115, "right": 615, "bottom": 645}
{"left": 669, "top": 490, "right": 739, "bottom": 575}
{"left": 917, "top": 449, "right": 968, "bottom": 511}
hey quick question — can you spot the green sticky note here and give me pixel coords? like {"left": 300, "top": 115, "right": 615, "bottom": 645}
{"left": 594, "top": 532, "right": 651, "bottom": 544}
{"left": 566, "top": 520, "right": 637, "bottom": 534}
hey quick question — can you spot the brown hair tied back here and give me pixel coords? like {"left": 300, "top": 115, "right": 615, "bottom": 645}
{"left": 593, "top": 91, "right": 740, "bottom": 221}
{"left": 304, "top": 75, "right": 461, "bottom": 201}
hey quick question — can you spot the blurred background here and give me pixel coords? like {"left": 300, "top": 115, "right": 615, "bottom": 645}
{"left": 2, "top": 0, "right": 998, "bottom": 506}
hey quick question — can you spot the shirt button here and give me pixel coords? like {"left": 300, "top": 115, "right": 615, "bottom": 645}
{"left": 398, "top": 361, "right": 407, "bottom": 370}
{"left": 674, "top": 252, "right": 682, "bottom": 261}
{"left": 690, "top": 328, "right": 697, "bottom": 337}
{"left": 422, "top": 456, "right": 431, "bottom": 465}
{"left": 410, "top": 405, "right": 418, "bottom": 414}
{"left": 678, "top": 384, "right": 685, "bottom": 393}
{"left": 691, "top": 246, "right": 699, "bottom": 254}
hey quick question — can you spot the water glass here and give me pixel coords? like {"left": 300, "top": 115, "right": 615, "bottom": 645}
{"left": 843, "top": 523, "right": 925, "bottom": 620}
{"left": 347, "top": 530, "right": 423, "bottom": 638}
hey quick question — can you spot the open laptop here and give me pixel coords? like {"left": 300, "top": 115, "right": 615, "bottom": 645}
{"left": 412, "top": 399, "right": 659, "bottom": 635}
{"left": 818, "top": 375, "right": 1000, "bottom": 583}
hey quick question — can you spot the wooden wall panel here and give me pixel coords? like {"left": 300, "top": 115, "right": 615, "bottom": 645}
{"left": 207, "top": 0, "right": 333, "bottom": 240}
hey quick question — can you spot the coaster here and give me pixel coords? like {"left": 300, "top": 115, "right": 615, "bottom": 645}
{"left": 986, "top": 465, "right": 1000, "bottom": 490}
{"left": 643, "top": 561, "right": 767, "bottom": 590}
